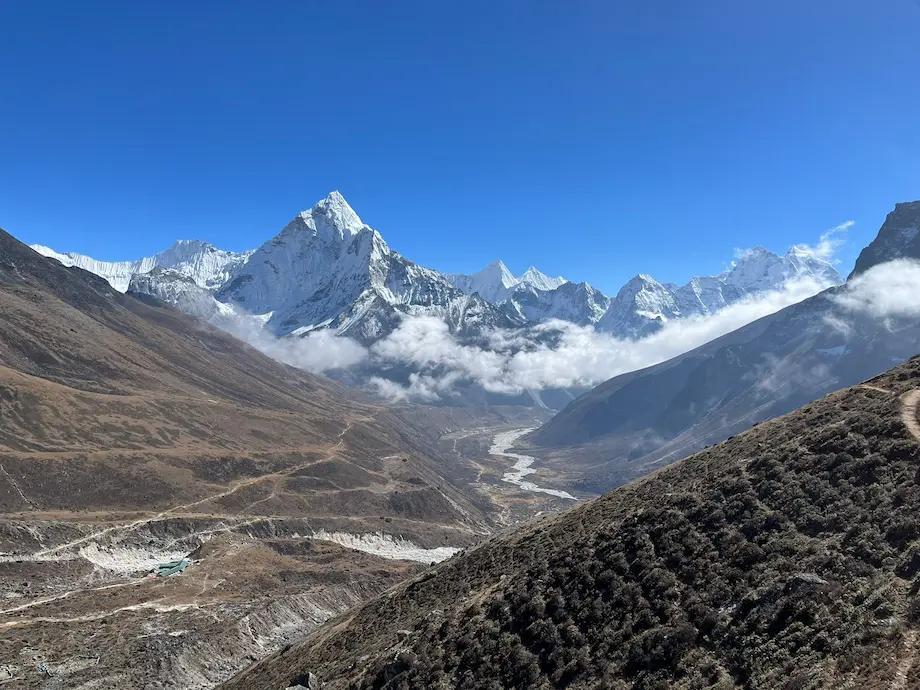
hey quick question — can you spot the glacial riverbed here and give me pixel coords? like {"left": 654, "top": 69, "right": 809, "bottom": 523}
{"left": 489, "top": 428, "right": 577, "bottom": 500}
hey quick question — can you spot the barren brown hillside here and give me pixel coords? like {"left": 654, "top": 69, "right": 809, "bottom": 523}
{"left": 0, "top": 229, "right": 498, "bottom": 688}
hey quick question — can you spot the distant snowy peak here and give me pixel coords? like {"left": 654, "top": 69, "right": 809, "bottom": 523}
{"left": 597, "top": 246, "right": 842, "bottom": 338}
{"left": 519, "top": 266, "right": 568, "bottom": 292}
{"left": 447, "top": 261, "right": 517, "bottom": 303}
{"left": 596, "top": 274, "right": 680, "bottom": 337}
{"left": 447, "top": 260, "right": 567, "bottom": 303}
{"left": 156, "top": 240, "right": 253, "bottom": 290}
{"left": 31, "top": 240, "right": 252, "bottom": 292}
{"left": 509, "top": 280, "right": 610, "bottom": 326}
{"left": 723, "top": 246, "right": 840, "bottom": 296}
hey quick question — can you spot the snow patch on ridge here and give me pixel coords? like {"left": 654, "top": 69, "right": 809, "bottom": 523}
{"left": 311, "top": 530, "right": 459, "bottom": 563}
{"left": 78, "top": 543, "right": 189, "bottom": 574}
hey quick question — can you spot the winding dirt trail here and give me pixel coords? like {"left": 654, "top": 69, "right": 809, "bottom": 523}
{"left": 27, "top": 415, "right": 367, "bottom": 559}
{"left": 901, "top": 389, "right": 920, "bottom": 443}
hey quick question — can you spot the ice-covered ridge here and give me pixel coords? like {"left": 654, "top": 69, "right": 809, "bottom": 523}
{"left": 31, "top": 240, "right": 252, "bottom": 292}
{"left": 311, "top": 530, "right": 460, "bottom": 563}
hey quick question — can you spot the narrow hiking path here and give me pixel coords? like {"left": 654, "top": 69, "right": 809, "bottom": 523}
{"left": 891, "top": 629, "right": 917, "bottom": 690}
{"left": 858, "top": 385, "right": 920, "bottom": 444}
{"left": 901, "top": 389, "right": 920, "bottom": 443}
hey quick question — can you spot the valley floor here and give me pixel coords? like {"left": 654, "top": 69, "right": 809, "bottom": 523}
{"left": 0, "top": 406, "right": 584, "bottom": 689}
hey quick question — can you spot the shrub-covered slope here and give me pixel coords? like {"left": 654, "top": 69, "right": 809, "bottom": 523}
{"left": 225, "top": 355, "right": 920, "bottom": 689}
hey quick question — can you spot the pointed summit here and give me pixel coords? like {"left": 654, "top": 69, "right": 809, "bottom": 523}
{"left": 281, "top": 191, "right": 367, "bottom": 243}
{"left": 444, "top": 260, "right": 518, "bottom": 303}
{"left": 480, "top": 260, "right": 517, "bottom": 286}
{"left": 519, "top": 266, "right": 567, "bottom": 292}
{"left": 308, "top": 190, "right": 365, "bottom": 236}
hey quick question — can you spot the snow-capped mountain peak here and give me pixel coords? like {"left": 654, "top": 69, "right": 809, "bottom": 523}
{"left": 284, "top": 190, "right": 367, "bottom": 243}
{"left": 447, "top": 260, "right": 567, "bottom": 304}
{"left": 217, "top": 192, "right": 517, "bottom": 341}
{"left": 446, "top": 260, "right": 517, "bottom": 303}
{"left": 722, "top": 245, "right": 841, "bottom": 295}
{"left": 519, "top": 266, "right": 567, "bottom": 292}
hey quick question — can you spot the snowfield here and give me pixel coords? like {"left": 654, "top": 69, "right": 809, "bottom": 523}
{"left": 311, "top": 530, "right": 460, "bottom": 563}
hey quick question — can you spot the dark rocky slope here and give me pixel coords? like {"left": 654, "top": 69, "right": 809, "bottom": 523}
{"left": 225, "top": 355, "right": 920, "bottom": 689}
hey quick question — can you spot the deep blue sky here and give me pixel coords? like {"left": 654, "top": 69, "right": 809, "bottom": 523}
{"left": 2, "top": 1, "right": 919, "bottom": 292}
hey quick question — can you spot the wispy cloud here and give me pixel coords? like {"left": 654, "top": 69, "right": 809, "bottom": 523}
{"left": 792, "top": 220, "right": 854, "bottom": 263}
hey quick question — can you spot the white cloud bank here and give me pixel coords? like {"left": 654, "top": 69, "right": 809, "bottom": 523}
{"left": 212, "top": 273, "right": 840, "bottom": 402}
{"left": 366, "top": 275, "right": 832, "bottom": 401}
{"left": 831, "top": 259, "right": 920, "bottom": 319}
{"left": 213, "top": 311, "right": 368, "bottom": 373}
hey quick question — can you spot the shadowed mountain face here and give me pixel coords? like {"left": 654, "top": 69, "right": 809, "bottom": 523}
{"left": 223, "top": 356, "right": 920, "bottom": 690}
{"left": 525, "top": 201, "right": 920, "bottom": 492}
{"left": 850, "top": 201, "right": 920, "bottom": 278}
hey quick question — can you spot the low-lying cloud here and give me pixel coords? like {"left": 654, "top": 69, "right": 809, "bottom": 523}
{"left": 213, "top": 310, "right": 369, "bottom": 372}
{"left": 831, "top": 259, "right": 920, "bottom": 320}
{"left": 215, "top": 257, "right": 920, "bottom": 403}
{"left": 366, "top": 275, "right": 832, "bottom": 401}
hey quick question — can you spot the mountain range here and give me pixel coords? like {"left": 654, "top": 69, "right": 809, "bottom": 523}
{"left": 32, "top": 192, "right": 840, "bottom": 349}
{"left": 5, "top": 195, "right": 920, "bottom": 690}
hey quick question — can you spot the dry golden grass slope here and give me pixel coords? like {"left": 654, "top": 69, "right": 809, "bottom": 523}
{"left": 0, "top": 227, "right": 490, "bottom": 535}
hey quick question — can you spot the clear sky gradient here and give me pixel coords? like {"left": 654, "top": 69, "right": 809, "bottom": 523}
{"left": 2, "top": 1, "right": 919, "bottom": 292}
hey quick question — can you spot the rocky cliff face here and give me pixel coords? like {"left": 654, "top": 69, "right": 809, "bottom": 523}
{"left": 850, "top": 201, "right": 920, "bottom": 277}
